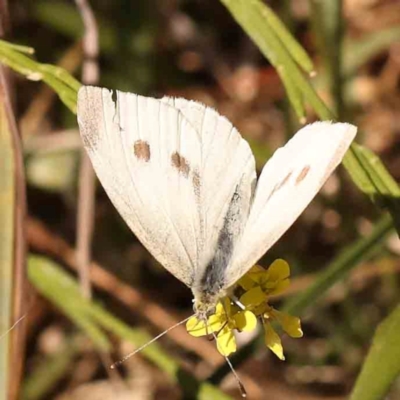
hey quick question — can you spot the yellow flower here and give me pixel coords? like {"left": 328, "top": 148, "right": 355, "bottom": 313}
{"left": 186, "top": 298, "right": 257, "bottom": 356}
{"left": 186, "top": 259, "right": 302, "bottom": 359}
{"left": 238, "top": 259, "right": 290, "bottom": 296}
{"left": 237, "top": 259, "right": 303, "bottom": 360}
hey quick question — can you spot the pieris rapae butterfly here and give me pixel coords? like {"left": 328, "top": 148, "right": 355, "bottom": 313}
{"left": 77, "top": 85, "right": 356, "bottom": 320}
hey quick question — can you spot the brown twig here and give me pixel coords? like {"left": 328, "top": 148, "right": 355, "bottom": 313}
{"left": 23, "top": 129, "right": 81, "bottom": 154}
{"left": 75, "top": 0, "right": 99, "bottom": 299}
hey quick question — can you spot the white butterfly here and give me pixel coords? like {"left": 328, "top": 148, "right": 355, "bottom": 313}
{"left": 77, "top": 86, "right": 356, "bottom": 320}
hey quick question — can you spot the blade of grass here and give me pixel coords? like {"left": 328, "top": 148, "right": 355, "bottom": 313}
{"left": 220, "top": 0, "right": 333, "bottom": 120}
{"left": 0, "top": 40, "right": 34, "bottom": 54}
{"left": 351, "top": 144, "right": 400, "bottom": 235}
{"left": 0, "top": 54, "right": 28, "bottom": 400}
{"left": 29, "top": 256, "right": 111, "bottom": 351}
{"left": 349, "top": 303, "right": 400, "bottom": 400}
{"left": 257, "top": 2, "right": 315, "bottom": 74}
{"left": 0, "top": 69, "right": 15, "bottom": 400}
{"left": 278, "top": 65, "right": 306, "bottom": 123}
{"left": 0, "top": 40, "right": 80, "bottom": 113}
{"left": 352, "top": 144, "right": 400, "bottom": 198}
{"left": 309, "top": 0, "right": 344, "bottom": 117}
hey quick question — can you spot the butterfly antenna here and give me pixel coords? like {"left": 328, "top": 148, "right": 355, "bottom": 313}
{"left": 205, "top": 319, "right": 212, "bottom": 340}
{"left": 211, "top": 331, "right": 247, "bottom": 398}
{"left": 111, "top": 315, "right": 193, "bottom": 369}
{"left": 0, "top": 313, "right": 27, "bottom": 341}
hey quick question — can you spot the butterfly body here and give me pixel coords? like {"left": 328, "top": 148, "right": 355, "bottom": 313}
{"left": 77, "top": 86, "right": 357, "bottom": 317}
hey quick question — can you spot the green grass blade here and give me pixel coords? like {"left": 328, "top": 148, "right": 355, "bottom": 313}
{"left": 28, "top": 256, "right": 111, "bottom": 351}
{"left": 278, "top": 65, "right": 306, "bottom": 122}
{"left": 349, "top": 303, "right": 400, "bottom": 400}
{"left": 219, "top": 0, "right": 333, "bottom": 120}
{"left": 0, "top": 75, "right": 16, "bottom": 400}
{"left": 257, "top": 2, "right": 315, "bottom": 74}
{"left": 350, "top": 144, "right": 400, "bottom": 235}
{"left": 0, "top": 41, "right": 80, "bottom": 114}
{"left": 0, "top": 40, "right": 34, "bottom": 55}
{"left": 310, "top": 0, "right": 343, "bottom": 117}
{"left": 352, "top": 143, "right": 400, "bottom": 197}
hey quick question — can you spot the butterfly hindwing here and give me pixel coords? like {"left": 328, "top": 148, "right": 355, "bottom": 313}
{"left": 223, "top": 122, "right": 357, "bottom": 288}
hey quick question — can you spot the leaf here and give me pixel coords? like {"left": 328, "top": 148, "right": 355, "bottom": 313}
{"left": 0, "top": 39, "right": 80, "bottom": 113}
{"left": 349, "top": 144, "right": 400, "bottom": 236}
{"left": 256, "top": 3, "right": 314, "bottom": 74}
{"left": 28, "top": 256, "right": 111, "bottom": 351}
{"left": 219, "top": 0, "right": 332, "bottom": 119}
{"left": 349, "top": 303, "right": 400, "bottom": 400}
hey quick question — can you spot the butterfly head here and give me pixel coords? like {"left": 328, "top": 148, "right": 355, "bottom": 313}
{"left": 192, "top": 290, "right": 224, "bottom": 321}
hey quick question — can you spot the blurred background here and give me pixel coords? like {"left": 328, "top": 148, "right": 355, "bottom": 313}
{"left": 1, "top": 0, "right": 400, "bottom": 399}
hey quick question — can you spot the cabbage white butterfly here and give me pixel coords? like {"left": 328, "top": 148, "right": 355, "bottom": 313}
{"left": 77, "top": 86, "right": 356, "bottom": 321}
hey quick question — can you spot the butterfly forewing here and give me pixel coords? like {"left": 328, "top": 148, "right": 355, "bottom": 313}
{"left": 78, "top": 87, "right": 202, "bottom": 286}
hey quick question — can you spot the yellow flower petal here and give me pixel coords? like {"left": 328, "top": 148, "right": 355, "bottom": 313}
{"left": 214, "top": 301, "right": 225, "bottom": 315}
{"left": 216, "top": 329, "right": 237, "bottom": 356}
{"left": 267, "top": 259, "right": 290, "bottom": 282}
{"left": 237, "top": 274, "right": 255, "bottom": 291}
{"left": 262, "top": 259, "right": 290, "bottom": 295}
{"left": 271, "top": 309, "right": 303, "bottom": 338}
{"left": 239, "top": 286, "right": 267, "bottom": 308}
{"left": 253, "top": 302, "right": 269, "bottom": 317}
{"left": 186, "top": 314, "right": 225, "bottom": 337}
{"left": 247, "top": 265, "right": 267, "bottom": 283}
{"left": 186, "top": 316, "right": 207, "bottom": 337}
{"left": 233, "top": 310, "right": 257, "bottom": 332}
{"left": 267, "top": 279, "right": 290, "bottom": 296}
{"left": 264, "top": 322, "right": 285, "bottom": 360}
